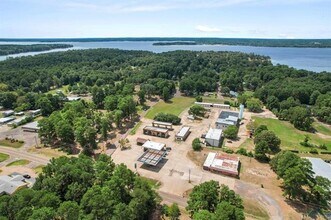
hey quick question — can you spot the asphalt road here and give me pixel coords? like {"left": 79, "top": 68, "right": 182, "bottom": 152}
{"left": 158, "top": 190, "right": 188, "bottom": 207}
{"left": 0, "top": 147, "right": 50, "bottom": 165}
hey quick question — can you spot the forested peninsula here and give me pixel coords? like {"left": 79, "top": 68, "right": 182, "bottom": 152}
{"left": 0, "top": 44, "right": 73, "bottom": 55}
{"left": 1, "top": 37, "right": 331, "bottom": 48}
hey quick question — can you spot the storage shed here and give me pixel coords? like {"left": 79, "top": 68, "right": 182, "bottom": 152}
{"left": 175, "top": 126, "right": 191, "bottom": 141}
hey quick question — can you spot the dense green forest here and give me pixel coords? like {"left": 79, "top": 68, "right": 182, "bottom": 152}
{"left": 0, "top": 48, "right": 330, "bottom": 129}
{"left": 0, "top": 44, "right": 73, "bottom": 55}
{"left": 1, "top": 38, "right": 331, "bottom": 47}
{"left": 0, "top": 155, "right": 159, "bottom": 220}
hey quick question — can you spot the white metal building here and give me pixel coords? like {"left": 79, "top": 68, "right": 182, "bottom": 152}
{"left": 142, "top": 141, "right": 166, "bottom": 151}
{"left": 205, "top": 128, "right": 223, "bottom": 147}
{"left": 175, "top": 126, "right": 190, "bottom": 141}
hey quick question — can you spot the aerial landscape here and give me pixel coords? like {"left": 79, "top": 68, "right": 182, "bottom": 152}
{"left": 0, "top": 0, "right": 330, "bottom": 219}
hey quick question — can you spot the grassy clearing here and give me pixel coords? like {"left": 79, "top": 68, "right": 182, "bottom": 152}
{"left": 0, "top": 153, "right": 9, "bottom": 162}
{"left": 28, "top": 147, "right": 67, "bottom": 158}
{"left": 33, "top": 165, "right": 45, "bottom": 174}
{"left": 6, "top": 159, "right": 30, "bottom": 167}
{"left": 0, "top": 139, "right": 24, "bottom": 148}
{"left": 202, "top": 96, "right": 235, "bottom": 104}
{"left": 312, "top": 122, "right": 331, "bottom": 136}
{"left": 47, "top": 85, "right": 69, "bottom": 95}
{"left": 243, "top": 198, "right": 269, "bottom": 220}
{"left": 130, "top": 121, "right": 142, "bottom": 135}
{"left": 238, "top": 138, "right": 254, "bottom": 151}
{"left": 140, "top": 176, "right": 161, "bottom": 189}
{"left": 253, "top": 117, "right": 331, "bottom": 151}
{"left": 145, "top": 96, "right": 195, "bottom": 119}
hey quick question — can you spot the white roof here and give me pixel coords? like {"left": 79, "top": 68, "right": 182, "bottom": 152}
{"left": 195, "top": 102, "right": 212, "bottom": 106}
{"left": 67, "top": 96, "right": 81, "bottom": 101}
{"left": 305, "top": 157, "right": 331, "bottom": 181}
{"left": 144, "top": 126, "right": 168, "bottom": 133}
{"left": 153, "top": 121, "right": 172, "bottom": 126}
{"left": 21, "top": 121, "right": 39, "bottom": 130}
{"left": 203, "top": 152, "right": 217, "bottom": 167}
{"left": 8, "top": 116, "right": 27, "bottom": 125}
{"left": 0, "top": 175, "right": 28, "bottom": 195}
{"left": 30, "top": 109, "right": 41, "bottom": 113}
{"left": 176, "top": 126, "right": 190, "bottom": 138}
{"left": 206, "top": 128, "right": 222, "bottom": 140}
{"left": 213, "top": 103, "right": 230, "bottom": 107}
{"left": 3, "top": 110, "right": 14, "bottom": 114}
{"left": 0, "top": 117, "right": 15, "bottom": 123}
{"left": 142, "top": 141, "right": 165, "bottom": 151}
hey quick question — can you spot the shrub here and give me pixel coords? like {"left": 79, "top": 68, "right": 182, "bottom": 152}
{"left": 236, "top": 148, "right": 247, "bottom": 155}
{"left": 223, "top": 125, "right": 238, "bottom": 140}
{"left": 154, "top": 113, "right": 181, "bottom": 125}
{"left": 309, "top": 149, "right": 318, "bottom": 154}
{"left": 192, "top": 138, "right": 202, "bottom": 151}
{"left": 224, "top": 148, "right": 234, "bottom": 154}
{"left": 195, "top": 96, "right": 203, "bottom": 102}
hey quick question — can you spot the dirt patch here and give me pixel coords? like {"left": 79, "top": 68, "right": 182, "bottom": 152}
{"left": 28, "top": 147, "right": 68, "bottom": 158}
{"left": 186, "top": 150, "right": 208, "bottom": 167}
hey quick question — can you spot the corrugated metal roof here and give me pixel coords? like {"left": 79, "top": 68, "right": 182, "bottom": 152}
{"left": 206, "top": 128, "right": 222, "bottom": 140}
{"left": 305, "top": 157, "right": 331, "bottom": 181}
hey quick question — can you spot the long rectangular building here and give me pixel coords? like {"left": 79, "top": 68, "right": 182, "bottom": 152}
{"left": 143, "top": 126, "right": 169, "bottom": 138}
{"left": 203, "top": 152, "right": 240, "bottom": 177}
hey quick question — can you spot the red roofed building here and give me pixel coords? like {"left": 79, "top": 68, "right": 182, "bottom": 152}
{"left": 203, "top": 152, "right": 240, "bottom": 177}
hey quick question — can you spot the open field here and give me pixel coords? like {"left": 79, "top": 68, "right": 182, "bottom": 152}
{"left": 0, "top": 139, "right": 24, "bottom": 148}
{"left": 312, "top": 121, "right": 331, "bottom": 136}
{"left": 47, "top": 85, "right": 69, "bottom": 95}
{"left": 0, "top": 153, "right": 9, "bottom": 162}
{"left": 28, "top": 147, "right": 67, "bottom": 158}
{"left": 253, "top": 116, "right": 331, "bottom": 151}
{"left": 6, "top": 159, "right": 30, "bottom": 167}
{"left": 243, "top": 198, "right": 270, "bottom": 220}
{"left": 145, "top": 97, "right": 194, "bottom": 119}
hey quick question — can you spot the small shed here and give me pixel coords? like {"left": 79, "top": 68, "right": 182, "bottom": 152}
{"left": 2, "top": 110, "right": 14, "bottom": 117}
{"left": 21, "top": 121, "right": 39, "bottom": 132}
{"left": 0, "top": 117, "right": 15, "bottom": 125}
{"left": 205, "top": 128, "right": 223, "bottom": 147}
{"left": 175, "top": 126, "right": 191, "bottom": 141}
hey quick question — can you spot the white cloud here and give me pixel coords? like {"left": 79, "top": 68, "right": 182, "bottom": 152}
{"left": 195, "top": 25, "right": 221, "bottom": 33}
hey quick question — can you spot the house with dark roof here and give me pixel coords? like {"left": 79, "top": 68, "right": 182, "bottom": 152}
{"left": 215, "top": 110, "right": 240, "bottom": 129}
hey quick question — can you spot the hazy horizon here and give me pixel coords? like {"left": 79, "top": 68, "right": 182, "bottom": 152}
{"left": 1, "top": 0, "right": 330, "bottom": 39}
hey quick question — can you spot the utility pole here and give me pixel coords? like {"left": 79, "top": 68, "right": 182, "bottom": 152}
{"left": 188, "top": 168, "right": 191, "bottom": 183}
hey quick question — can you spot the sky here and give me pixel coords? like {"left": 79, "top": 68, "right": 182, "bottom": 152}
{"left": 0, "top": 0, "right": 330, "bottom": 39}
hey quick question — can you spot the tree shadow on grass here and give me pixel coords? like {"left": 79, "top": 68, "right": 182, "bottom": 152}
{"left": 284, "top": 199, "right": 319, "bottom": 219}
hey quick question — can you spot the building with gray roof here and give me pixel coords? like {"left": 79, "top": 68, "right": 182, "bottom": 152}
{"left": 215, "top": 110, "right": 239, "bottom": 129}
{"left": 305, "top": 157, "right": 331, "bottom": 181}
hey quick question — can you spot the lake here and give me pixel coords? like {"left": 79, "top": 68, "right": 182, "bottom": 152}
{"left": 1, "top": 41, "right": 331, "bottom": 73}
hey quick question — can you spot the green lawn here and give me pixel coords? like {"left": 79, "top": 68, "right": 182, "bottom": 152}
{"left": 0, "top": 139, "right": 24, "bottom": 148}
{"left": 312, "top": 122, "right": 331, "bottom": 136}
{"left": 47, "top": 85, "right": 69, "bottom": 95}
{"left": 253, "top": 117, "right": 331, "bottom": 151}
{"left": 6, "top": 159, "right": 30, "bottom": 167}
{"left": 243, "top": 198, "right": 269, "bottom": 220}
{"left": 145, "top": 96, "right": 195, "bottom": 119}
{"left": 130, "top": 122, "right": 142, "bottom": 135}
{"left": 33, "top": 165, "right": 45, "bottom": 174}
{"left": 0, "top": 153, "right": 9, "bottom": 162}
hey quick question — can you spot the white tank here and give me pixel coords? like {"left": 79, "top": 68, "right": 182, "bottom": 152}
{"left": 239, "top": 104, "right": 244, "bottom": 119}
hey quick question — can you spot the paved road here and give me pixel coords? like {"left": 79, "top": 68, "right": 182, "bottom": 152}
{"left": 0, "top": 146, "right": 50, "bottom": 165}
{"left": 158, "top": 190, "right": 188, "bottom": 207}
{"left": 235, "top": 180, "right": 284, "bottom": 220}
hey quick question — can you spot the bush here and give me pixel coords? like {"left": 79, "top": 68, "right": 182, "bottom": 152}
{"left": 195, "top": 96, "right": 203, "bottom": 102}
{"left": 319, "top": 144, "right": 327, "bottom": 150}
{"left": 236, "top": 148, "right": 247, "bottom": 155}
{"left": 192, "top": 138, "right": 202, "bottom": 151}
{"left": 223, "top": 148, "right": 234, "bottom": 154}
{"left": 223, "top": 125, "right": 238, "bottom": 140}
{"left": 320, "top": 151, "right": 331, "bottom": 155}
{"left": 154, "top": 113, "right": 181, "bottom": 125}
{"left": 309, "top": 149, "right": 318, "bottom": 154}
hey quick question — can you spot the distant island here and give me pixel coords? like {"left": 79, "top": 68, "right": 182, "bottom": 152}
{"left": 153, "top": 41, "right": 197, "bottom": 46}
{"left": 0, "top": 44, "right": 73, "bottom": 55}
{"left": 1, "top": 38, "right": 331, "bottom": 48}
